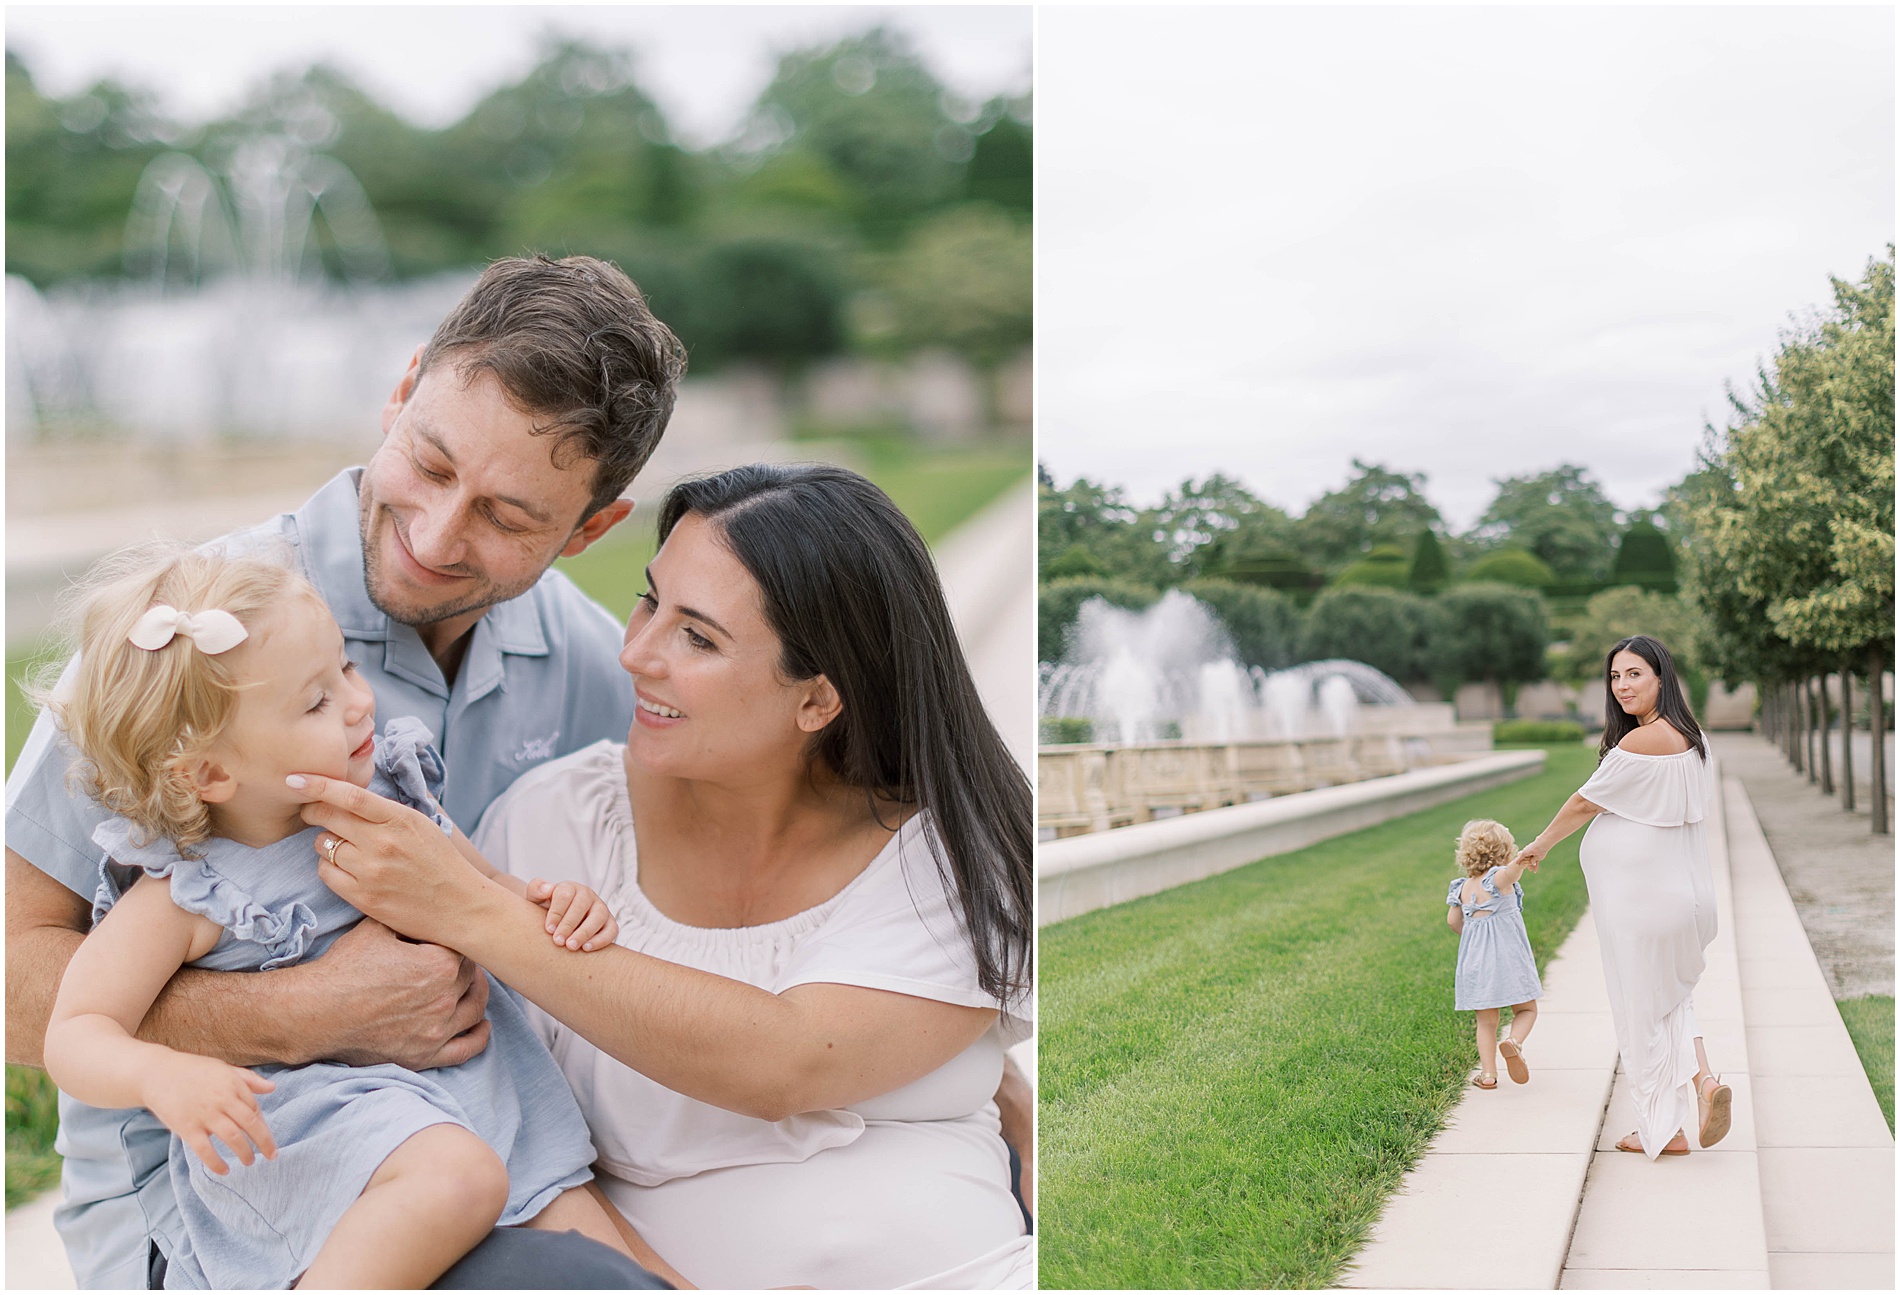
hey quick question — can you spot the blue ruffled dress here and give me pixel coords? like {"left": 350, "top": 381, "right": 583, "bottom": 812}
{"left": 1447, "top": 866, "right": 1544, "bottom": 1011}
{"left": 88, "top": 717, "right": 597, "bottom": 1290}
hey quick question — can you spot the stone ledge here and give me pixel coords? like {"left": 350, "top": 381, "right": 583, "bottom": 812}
{"left": 1038, "top": 749, "right": 1545, "bottom": 925}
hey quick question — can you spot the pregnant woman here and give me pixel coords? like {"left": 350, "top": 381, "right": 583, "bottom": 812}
{"left": 294, "top": 463, "right": 1034, "bottom": 1287}
{"left": 1512, "top": 634, "right": 1732, "bottom": 1159}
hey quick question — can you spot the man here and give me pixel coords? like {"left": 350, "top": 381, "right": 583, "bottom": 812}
{"left": 6, "top": 254, "right": 682, "bottom": 1288}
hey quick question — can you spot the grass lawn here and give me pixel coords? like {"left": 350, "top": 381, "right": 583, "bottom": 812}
{"left": 1039, "top": 744, "right": 1598, "bottom": 1290}
{"left": 1837, "top": 995, "right": 1895, "bottom": 1132}
{"left": 6, "top": 1067, "right": 61, "bottom": 1210}
{"left": 1, "top": 442, "right": 1025, "bottom": 1212}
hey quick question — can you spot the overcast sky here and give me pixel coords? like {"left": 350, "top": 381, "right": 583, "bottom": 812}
{"left": 1039, "top": 6, "right": 1893, "bottom": 531}
{"left": 5, "top": 5, "right": 1030, "bottom": 147}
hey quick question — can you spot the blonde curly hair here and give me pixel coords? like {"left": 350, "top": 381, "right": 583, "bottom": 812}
{"left": 31, "top": 542, "right": 323, "bottom": 855}
{"left": 1455, "top": 819, "right": 1517, "bottom": 878}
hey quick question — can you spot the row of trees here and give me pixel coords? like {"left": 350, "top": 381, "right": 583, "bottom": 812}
{"left": 6, "top": 29, "right": 1032, "bottom": 374}
{"left": 1674, "top": 251, "right": 1893, "bottom": 834}
{"left": 1040, "top": 576, "right": 1553, "bottom": 697}
{"left": 1039, "top": 461, "right": 1677, "bottom": 604}
{"left": 1039, "top": 459, "right": 1691, "bottom": 700}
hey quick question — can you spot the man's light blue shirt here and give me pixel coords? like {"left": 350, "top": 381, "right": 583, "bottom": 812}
{"left": 5, "top": 468, "right": 637, "bottom": 1288}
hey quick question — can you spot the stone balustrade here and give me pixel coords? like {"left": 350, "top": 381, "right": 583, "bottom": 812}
{"left": 1038, "top": 749, "right": 1548, "bottom": 925}
{"left": 1038, "top": 703, "right": 1490, "bottom": 838}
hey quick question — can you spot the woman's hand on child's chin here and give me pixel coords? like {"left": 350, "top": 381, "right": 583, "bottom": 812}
{"left": 140, "top": 1051, "right": 277, "bottom": 1176}
{"left": 289, "top": 773, "right": 478, "bottom": 945}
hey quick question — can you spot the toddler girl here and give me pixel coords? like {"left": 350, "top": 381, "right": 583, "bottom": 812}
{"left": 1445, "top": 818, "right": 1543, "bottom": 1089}
{"left": 41, "top": 546, "right": 632, "bottom": 1289}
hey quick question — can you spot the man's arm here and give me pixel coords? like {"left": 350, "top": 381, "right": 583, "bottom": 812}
{"left": 7, "top": 848, "right": 494, "bottom": 1070}
{"left": 6, "top": 849, "right": 89, "bottom": 1068}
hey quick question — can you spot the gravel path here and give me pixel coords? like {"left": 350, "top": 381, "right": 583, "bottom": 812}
{"left": 1711, "top": 731, "right": 1895, "bottom": 999}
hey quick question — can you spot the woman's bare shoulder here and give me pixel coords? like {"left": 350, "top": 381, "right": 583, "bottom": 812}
{"left": 1617, "top": 721, "right": 1691, "bottom": 756}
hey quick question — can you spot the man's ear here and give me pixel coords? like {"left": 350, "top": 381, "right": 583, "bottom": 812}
{"left": 380, "top": 343, "right": 428, "bottom": 437}
{"left": 182, "top": 757, "right": 238, "bottom": 806}
{"left": 795, "top": 675, "right": 844, "bottom": 734}
{"left": 560, "top": 498, "right": 634, "bottom": 559}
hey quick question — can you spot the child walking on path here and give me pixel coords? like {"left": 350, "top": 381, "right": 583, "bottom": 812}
{"left": 1446, "top": 819, "right": 1543, "bottom": 1089}
{"left": 39, "top": 546, "right": 642, "bottom": 1290}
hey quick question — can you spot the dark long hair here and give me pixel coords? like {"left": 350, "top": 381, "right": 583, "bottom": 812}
{"left": 1600, "top": 634, "right": 1707, "bottom": 761}
{"left": 657, "top": 464, "right": 1032, "bottom": 1003}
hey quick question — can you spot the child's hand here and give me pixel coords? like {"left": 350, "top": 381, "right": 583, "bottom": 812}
{"left": 141, "top": 1052, "right": 276, "bottom": 1175}
{"left": 526, "top": 879, "right": 619, "bottom": 951}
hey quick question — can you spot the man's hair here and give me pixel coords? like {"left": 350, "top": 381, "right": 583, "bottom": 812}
{"left": 419, "top": 254, "right": 688, "bottom": 519}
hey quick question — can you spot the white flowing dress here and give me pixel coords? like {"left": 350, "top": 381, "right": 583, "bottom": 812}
{"left": 472, "top": 742, "right": 1036, "bottom": 1290}
{"left": 1576, "top": 746, "right": 1717, "bottom": 1158}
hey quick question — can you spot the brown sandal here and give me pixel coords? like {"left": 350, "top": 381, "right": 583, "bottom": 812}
{"left": 1472, "top": 1071, "right": 1498, "bottom": 1090}
{"left": 1698, "top": 1074, "right": 1732, "bottom": 1148}
{"left": 1498, "top": 1038, "right": 1529, "bottom": 1085}
{"left": 1617, "top": 1131, "right": 1689, "bottom": 1156}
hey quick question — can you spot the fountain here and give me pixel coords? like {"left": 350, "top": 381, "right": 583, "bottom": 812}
{"left": 1038, "top": 590, "right": 1420, "bottom": 745}
{"left": 6, "top": 132, "right": 438, "bottom": 448}
{"left": 1038, "top": 592, "right": 1479, "bottom": 837}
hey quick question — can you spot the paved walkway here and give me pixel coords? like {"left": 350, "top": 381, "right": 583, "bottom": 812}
{"left": 1559, "top": 774, "right": 1765, "bottom": 1289}
{"left": 1341, "top": 750, "right": 1893, "bottom": 1290}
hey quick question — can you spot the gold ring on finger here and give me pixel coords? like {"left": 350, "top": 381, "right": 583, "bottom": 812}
{"left": 323, "top": 836, "right": 342, "bottom": 865}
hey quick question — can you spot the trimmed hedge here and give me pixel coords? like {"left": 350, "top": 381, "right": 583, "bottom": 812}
{"left": 1494, "top": 719, "right": 1586, "bottom": 745}
{"left": 1039, "top": 576, "right": 1160, "bottom": 664}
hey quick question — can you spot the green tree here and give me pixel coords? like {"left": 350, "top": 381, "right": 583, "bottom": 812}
{"left": 1608, "top": 517, "right": 1678, "bottom": 592}
{"left": 1469, "top": 465, "right": 1621, "bottom": 581}
{"left": 1295, "top": 460, "right": 1444, "bottom": 573}
{"left": 1039, "top": 576, "right": 1160, "bottom": 664}
{"left": 683, "top": 236, "right": 845, "bottom": 369}
{"left": 1297, "top": 587, "right": 1435, "bottom": 682}
{"left": 1432, "top": 584, "right": 1550, "bottom": 686}
{"left": 1037, "top": 473, "right": 1172, "bottom": 588}
{"left": 1183, "top": 578, "right": 1303, "bottom": 672}
{"left": 880, "top": 203, "right": 1030, "bottom": 365}
{"left": 744, "top": 27, "right": 967, "bottom": 240}
{"left": 6, "top": 53, "right": 176, "bottom": 285}
{"left": 1551, "top": 586, "right": 1704, "bottom": 685}
{"left": 1150, "top": 474, "right": 1287, "bottom": 573}
{"left": 1332, "top": 543, "right": 1411, "bottom": 589}
{"left": 1691, "top": 252, "right": 1894, "bottom": 663}
{"left": 1674, "top": 459, "right": 1806, "bottom": 686}
{"left": 1407, "top": 529, "right": 1450, "bottom": 593}
{"left": 964, "top": 103, "right": 1031, "bottom": 212}
{"left": 1676, "top": 252, "right": 1893, "bottom": 830}
{"left": 1462, "top": 549, "right": 1556, "bottom": 589}
{"left": 1042, "top": 544, "right": 1105, "bottom": 579}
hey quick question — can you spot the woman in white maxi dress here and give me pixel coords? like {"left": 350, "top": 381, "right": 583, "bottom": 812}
{"left": 1513, "top": 635, "right": 1734, "bottom": 1159}
{"left": 297, "top": 465, "right": 1035, "bottom": 1288}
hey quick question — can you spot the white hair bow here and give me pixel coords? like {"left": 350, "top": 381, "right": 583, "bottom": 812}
{"left": 127, "top": 605, "right": 249, "bottom": 655}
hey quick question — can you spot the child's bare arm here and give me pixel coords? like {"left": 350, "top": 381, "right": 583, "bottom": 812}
{"left": 1493, "top": 859, "right": 1530, "bottom": 891}
{"left": 1447, "top": 904, "right": 1465, "bottom": 934}
{"left": 446, "top": 826, "right": 530, "bottom": 897}
{"left": 440, "top": 828, "right": 616, "bottom": 950}
{"left": 45, "top": 875, "right": 277, "bottom": 1173}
